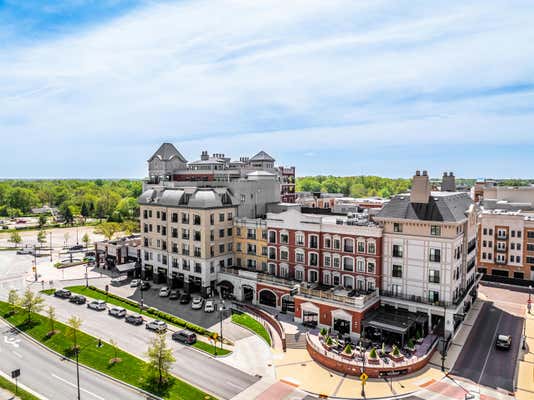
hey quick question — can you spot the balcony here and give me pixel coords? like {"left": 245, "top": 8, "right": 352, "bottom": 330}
{"left": 496, "top": 258, "right": 506, "bottom": 264}
{"left": 299, "top": 287, "right": 379, "bottom": 309}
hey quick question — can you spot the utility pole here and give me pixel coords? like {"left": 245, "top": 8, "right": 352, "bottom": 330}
{"left": 75, "top": 347, "right": 81, "bottom": 400}
{"left": 33, "top": 245, "right": 38, "bottom": 281}
{"left": 49, "top": 231, "right": 52, "bottom": 262}
{"left": 441, "top": 302, "right": 447, "bottom": 372}
{"left": 360, "top": 331, "right": 366, "bottom": 398}
{"left": 219, "top": 300, "right": 225, "bottom": 350}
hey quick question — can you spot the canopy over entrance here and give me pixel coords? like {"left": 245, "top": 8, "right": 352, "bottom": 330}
{"left": 115, "top": 262, "right": 136, "bottom": 273}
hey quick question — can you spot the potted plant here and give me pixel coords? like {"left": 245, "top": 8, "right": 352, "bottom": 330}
{"left": 323, "top": 335, "right": 334, "bottom": 351}
{"left": 407, "top": 339, "right": 416, "bottom": 353}
{"left": 381, "top": 342, "right": 386, "bottom": 356}
{"left": 320, "top": 327, "right": 328, "bottom": 339}
{"left": 341, "top": 343, "right": 354, "bottom": 359}
{"left": 416, "top": 330, "right": 424, "bottom": 344}
{"left": 389, "top": 345, "right": 404, "bottom": 361}
{"left": 368, "top": 347, "right": 379, "bottom": 364}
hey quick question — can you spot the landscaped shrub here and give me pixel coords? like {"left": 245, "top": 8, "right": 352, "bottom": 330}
{"left": 325, "top": 336, "right": 333, "bottom": 346}
{"left": 344, "top": 344, "right": 352, "bottom": 354}
{"left": 369, "top": 347, "right": 377, "bottom": 359}
{"left": 407, "top": 339, "right": 415, "bottom": 349}
{"left": 320, "top": 327, "right": 327, "bottom": 337}
{"left": 392, "top": 345, "right": 400, "bottom": 357}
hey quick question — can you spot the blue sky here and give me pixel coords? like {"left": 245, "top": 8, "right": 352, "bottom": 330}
{"left": 1, "top": 0, "right": 534, "bottom": 179}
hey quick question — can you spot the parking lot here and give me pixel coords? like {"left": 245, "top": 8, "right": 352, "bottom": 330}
{"left": 102, "top": 281, "right": 228, "bottom": 329}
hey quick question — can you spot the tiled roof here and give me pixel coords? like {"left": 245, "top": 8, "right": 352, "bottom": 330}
{"left": 148, "top": 143, "right": 187, "bottom": 163}
{"left": 375, "top": 192, "right": 473, "bottom": 222}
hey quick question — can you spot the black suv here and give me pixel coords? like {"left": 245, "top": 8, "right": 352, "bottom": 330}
{"left": 172, "top": 330, "right": 197, "bottom": 345}
{"left": 169, "top": 290, "right": 180, "bottom": 300}
{"left": 179, "top": 293, "right": 192, "bottom": 304}
{"left": 69, "top": 295, "right": 86, "bottom": 304}
{"left": 140, "top": 281, "right": 151, "bottom": 291}
{"left": 54, "top": 289, "right": 71, "bottom": 298}
{"left": 125, "top": 314, "right": 144, "bottom": 325}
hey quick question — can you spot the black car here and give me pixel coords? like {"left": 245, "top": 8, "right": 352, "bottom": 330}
{"left": 169, "top": 290, "right": 180, "bottom": 300}
{"left": 125, "top": 314, "right": 144, "bottom": 325}
{"left": 68, "top": 294, "right": 86, "bottom": 304}
{"left": 179, "top": 293, "right": 192, "bottom": 304}
{"left": 172, "top": 330, "right": 197, "bottom": 345}
{"left": 140, "top": 281, "right": 151, "bottom": 291}
{"left": 495, "top": 334, "right": 512, "bottom": 350}
{"left": 54, "top": 289, "right": 71, "bottom": 298}
{"left": 69, "top": 245, "right": 84, "bottom": 251}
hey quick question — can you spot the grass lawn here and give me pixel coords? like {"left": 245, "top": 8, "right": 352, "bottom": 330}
{"left": 231, "top": 313, "right": 271, "bottom": 346}
{"left": 0, "top": 302, "right": 213, "bottom": 400}
{"left": 192, "top": 340, "right": 231, "bottom": 356}
{"left": 40, "top": 289, "right": 55, "bottom": 295}
{"left": 0, "top": 375, "right": 40, "bottom": 400}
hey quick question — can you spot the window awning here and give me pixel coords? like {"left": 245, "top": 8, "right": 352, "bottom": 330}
{"left": 115, "top": 262, "right": 136, "bottom": 273}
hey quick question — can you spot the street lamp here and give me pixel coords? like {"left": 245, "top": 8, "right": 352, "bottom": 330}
{"left": 528, "top": 285, "right": 532, "bottom": 314}
{"left": 49, "top": 231, "right": 52, "bottom": 262}
{"left": 441, "top": 302, "right": 447, "bottom": 372}
{"left": 219, "top": 300, "right": 226, "bottom": 350}
{"left": 360, "top": 331, "right": 366, "bottom": 398}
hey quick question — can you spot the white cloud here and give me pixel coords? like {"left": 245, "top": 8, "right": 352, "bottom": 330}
{"left": 0, "top": 0, "right": 533, "bottom": 177}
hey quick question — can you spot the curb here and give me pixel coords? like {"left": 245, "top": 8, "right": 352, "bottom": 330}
{"left": 0, "top": 369, "right": 49, "bottom": 400}
{"left": 0, "top": 318, "right": 163, "bottom": 400}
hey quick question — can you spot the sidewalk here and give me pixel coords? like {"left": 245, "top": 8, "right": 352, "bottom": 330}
{"left": 515, "top": 309, "right": 534, "bottom": 400}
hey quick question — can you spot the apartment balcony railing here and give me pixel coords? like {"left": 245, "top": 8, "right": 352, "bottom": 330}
{"left": 496, "top": 246, "right": 507, "bottom": 253}
{"left": 299, "top": 287, "right": 379, "bottom": 309}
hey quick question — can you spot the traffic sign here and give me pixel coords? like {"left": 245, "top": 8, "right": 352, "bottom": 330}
{"left": 360, "top": 372, "right": 368, "bottom": 383}
{"left": 11, "top": 369, "right": 20, "bottom": 379}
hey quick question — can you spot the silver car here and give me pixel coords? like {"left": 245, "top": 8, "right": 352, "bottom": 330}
{"left": 87, "top": 300, "right": 107, "bottom": 311}
{"left": 108, "top": 306, "right": 126, "bottom": 318}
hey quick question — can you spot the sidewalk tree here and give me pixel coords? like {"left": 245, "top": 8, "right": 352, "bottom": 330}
{"left": 82, "top": 233, "right": 91, "bottom": 249}
{"left": 66, "top": 315, "right": 82, "bottom": 352}
{"left": 7, "top": 289, "right": 19, "bottom": 315}
{"left": 19, "top": 289, "right": 45, "bottom": 325}
{"left": 37, "top": 229, "right": 47, "bottom": 247}
{"left": 64, "top": 232, "right": 70, "bottom": 247}
{"left": 8, "top": 231, "right": 22, "bottom": 248}
{"left": 121, "top": 220, "right": 139, "bottom": 236}
{"left": 60, "top": 204, "right": 74, "bottom": 225}
{"left": 94, "top": 222, "right": 121, "bottom": 241}
{"left": 46, "top": 305, "right": 58, "bottom": 336}
{"left": 145, "top": 332, "right": 175, "bottom": 388}
{"left": 38, "top": 214, "right": 47, "bottom": 228}
{"left": 109, "top": 338, "right": 122, "bottom": 365}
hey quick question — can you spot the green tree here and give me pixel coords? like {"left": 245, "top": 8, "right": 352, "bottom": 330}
{"left": 38, "top": 214, "right": 47, "bottom": 228}
{"left": 94, "top": 222, "right": 121, "bottom": 241}
{"left": 46, "top": 305, "right": 58, "bottom": 336}
{"left": 37, "top": 229, "right": 47, "bottom": 247}
{"left": 19, "top": 289, "right": 45, "bottom": 324}
{"left": 115, "top": 197, "right": 139, "bottom": 220}
{"left": 82, "top": 233, "right": 91, "bottom": 248}
{"left": 8, "top": 231, "right": 22, "bottom": 248}
{"left": 60, "top": 204, "right": 74, "bottom": 225}
{"left": 7, "top": 289, "right": 19, "bottom": 315}
{"left": 109, "top": 338, "right": 122, "bottom": 364}
{"left": 66, "top": 315, "right": 82, "bottom": 351}
{"left": 145, "top": 333, "right": 175, "bottom": 388}
{"left": 121, "top": 220, "right": 139, "bottom": 236}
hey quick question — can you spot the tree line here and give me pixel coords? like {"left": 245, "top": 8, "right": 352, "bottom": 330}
{"left": 0, "top": 179, "right": 142, "bottom": 222}
{"left": 296, "top": 175, "right": 412, "bottom": 198}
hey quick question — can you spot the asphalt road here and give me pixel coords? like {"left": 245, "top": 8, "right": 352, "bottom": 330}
{"left": 451, "top": 301, "right": 522, "bottom": 392}
{"left": 0, "top": 321, "right": 147, "bottom": 400}
{"left": 45, "top": 294, "right": 260, "bottom": 399}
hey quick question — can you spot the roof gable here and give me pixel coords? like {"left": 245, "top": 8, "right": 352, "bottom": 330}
{"left": 250, "top": 150, "right": 275, "bottom": 162}
{"left": 148, "top": 143, "right": 187, "bottom": 163}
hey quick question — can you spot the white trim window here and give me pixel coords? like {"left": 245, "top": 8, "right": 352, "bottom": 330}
{"left": 295, "top": 231, "right": 305, "bottom": 246}
{"left": 309, "top": 234, "right": 319, "bottom": 249}
{"left": 342, "top": 256, "right": 354, "bottom": 272}
{"left": 324, "top": 253, "right": 331, "bottom": 268}
{"left": 268, "top": 230, "right": 277, "bottom": 244}
{"left": 323, "top": 271, "right": 331, "bottom": 285}
{"left": 343, "top": 238, "right": 355, "bottom": 253}
{"left": 309, "top": 269, "right": 319, "bottom": 283}
{"left": 295, "top": 249, "right": 305, "bottom": 263}
{"left": 295, "top": 266, "right": 304, "bottom": 281}
{"left": 333, "top": 236, "right": 341, "bottom": 250}
{"left": 367, "top": 240, "right": 376, "bottom": 254}
{"left": 357, "top": 257, "right": 365, "bottom": 272}
{"left": 342, "top": 275, "right": 354, "bottom": 289}
{"left": 280, "top": 247, "right": 289, "bottom": 261}
{"left": 280, "top": 264, "right": 289, "bottom": 278}
{"left": 280, "top": 230, "right": 289, "bottom": 245}
{"left": 367, "top": 260, "right": 375, "bottom": 274}
{"left": 367, "top": 279, "right": 375, "bottom": 291}
{"left": 332, "top": 254, "right": 340, "bottom": 269}
{"left": 323, "top": 235, "right": 331, "bottom": 249}
{"left": 268, "top": 262, "right": 276, "bottom": 275}
{"left": 309, "top": 252, "right": 319, "bottom": 267}
{"left": 357, "top": 240, "right": 365, "bottom": 253}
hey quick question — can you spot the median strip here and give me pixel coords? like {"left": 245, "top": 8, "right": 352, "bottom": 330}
{"left": 0, "top": 301, "right": 213, "bottom": 400}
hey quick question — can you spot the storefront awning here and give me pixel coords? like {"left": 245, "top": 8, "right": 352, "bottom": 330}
{"left": 363, "top": 307, "right": 423, "bottom": 335}
{"left": 115, "top": 262, "right": 136, "bottom": 273}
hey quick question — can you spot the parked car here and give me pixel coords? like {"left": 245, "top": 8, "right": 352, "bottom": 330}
{"left": 54, "top": 289, "right": 71, "bottom": 299}
{"left": 130, "top": 279, "right": 141, "bottom": 287}
{"left": 204, "top": 299, "right": 215, "bottom": 313}
{"left": 179, "top": 293, "right": 192, "bottom": 304}
{"left": 191, "top": 297, "right": 204, "bottom": 310}
{"left": 159, "top": 287, "right": 170, "bottom": 297}
{"left": 68, "top": 294, "right": 86, "bottom": 304}
{"left": 172, "top": 330, "right": 197, "bottom": 345}
{"left": 125, "top": 314, "right": 144, "bottom": 325}
{"left": 16, "top": 249, "right": 33, "bottom": 255}
{"left": 146, "top": 320, "right": 167, "bottom": 332}
{"left": 169, "top": 289, "right": 180, "bottom": 300}
{"left": 69, "top": 245, "right": 84, "bottom": 251}
{"left": 140, "top": 281, "right": 151, "bottom": 291}
{"left": 108, "top": 306, "right": 127, "bottom": 318}
{"left": 87, "top": 300, "right": 107, "bottom": 311}
{"left": 495, "top": 334, "right": 512, "bottom": 350}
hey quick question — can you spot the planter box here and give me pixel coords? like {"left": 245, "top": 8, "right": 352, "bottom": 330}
{"left": 367, "top": 357, "right": 380, "bottom": 364}
{"left": 341, "top": 352, "right": 354, "bottom": 360}
{"left": 388, "top": 354, "right": 404, "bottom": 362}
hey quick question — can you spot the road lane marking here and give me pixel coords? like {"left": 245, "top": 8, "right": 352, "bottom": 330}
{"left": 226, "top": 381, "right": 247, "bottom": 389}
{"left": 12, "top": 350, "right": 23, "bottom": 358}
{"left": 4, "top": 336, "right": 20, "bottom": 348}
{"left": 52, "top": 374, "right": 105, "bottom": 400}
{"left": 477, "top": 310, "right": 504, "bottom": 384}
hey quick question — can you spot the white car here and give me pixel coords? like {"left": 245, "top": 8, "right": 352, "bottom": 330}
{"left": 130, "top": 279, "right": 141, "bottom": 287}
{"left": 87, "top": 300, "right": 107, "bottom": 311}
{"left": 146, "top": 320, "right": 167, "bottom": 332}
{"left": 108, "top": 306, "right": 127, "bottom": 318}
{"left": 191, "top": 297, "right": 204, "bottom": 310}
{"left": 204, "top": 299, "right": 215, "bottom": 313}
{"left": 159, "top": 287, "right": 170, "bottom": 297}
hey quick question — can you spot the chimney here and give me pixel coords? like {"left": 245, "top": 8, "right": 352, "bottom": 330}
{"left": 201, "top": 150, "right": 209, "bottom": 161}
{"left": 442, "top": 171, "right": 456, "bottom": 192}
{"left": 410, "top": 170, "right": 431, "bottom": 203}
